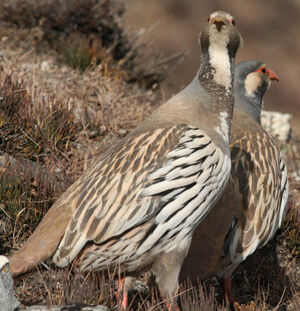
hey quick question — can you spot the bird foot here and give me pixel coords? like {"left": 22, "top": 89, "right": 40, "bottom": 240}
{"left": 116, "top": 278, "right": 128, "bottom": 310}
{"left": 218, "top": 276, "right": 236, "bottom": 310}
{"left": 165, "top": 301, "right": 180, "bottom": 311}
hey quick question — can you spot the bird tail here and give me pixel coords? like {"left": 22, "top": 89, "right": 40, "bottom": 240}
{"left": 9, "top": 198, "right": 73, "bottom": 277}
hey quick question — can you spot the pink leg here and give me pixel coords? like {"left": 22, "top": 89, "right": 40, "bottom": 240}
{"left": 116, "top": 277, "right": 129, "bottom": 310}
{"left": 121, "top": 292, "right": 128, "bottom": 311}
{"left": 165, "top": 300, "right": 180, "bottom": 311}
{"left": 218, "top": 276, "right": 235, "bottom": 310}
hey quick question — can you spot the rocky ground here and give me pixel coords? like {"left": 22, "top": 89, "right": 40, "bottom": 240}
{"left": 0, "top": 1, "right": 299, "bottom": 311}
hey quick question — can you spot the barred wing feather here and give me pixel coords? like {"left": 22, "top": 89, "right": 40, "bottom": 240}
{"left": 278, "top": 158, "right": 288, "bottom": 228}
{"left": 53, "top": 126, "right": 231, "bottom": 270}
{"left": 227, "top": 132, "right": 289, "bottom": 264}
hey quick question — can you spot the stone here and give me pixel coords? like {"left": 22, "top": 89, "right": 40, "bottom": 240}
{"left": 21, "top": 305, "right": 110, "bottom": 311}
{"left": 261, "top": 110, "right": 292, "bottom": 142}
{"left": 0, "top": 256, "right": 20, "bottom": 311}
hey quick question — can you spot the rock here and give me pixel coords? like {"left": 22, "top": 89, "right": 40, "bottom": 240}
{"left": 0, "top": 256, "right": 20, "bottom": 311}
{"left": 21, "top": 305, "right": 110, "bottom": 311}
{"left": 40, "top": 60, "right": 51, "bottom": 72}
{"left": 261, "top": 110, "right": 292, "bottom": 142}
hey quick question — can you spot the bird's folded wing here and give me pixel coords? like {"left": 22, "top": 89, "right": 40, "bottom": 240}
{"left": 53, "top": 125, "right": 230, "bottom": 267}
{"left": 228, "top": 132, "right": 288, "bottom": 263}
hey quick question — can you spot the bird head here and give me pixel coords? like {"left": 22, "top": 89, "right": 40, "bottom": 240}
{"left": 235, "top": 60, "right": 279, "bottom": 99}
{"left": 198, "top": 11, "right": 242, "bottom": 92}
{"left": 234, "top": 60, "right": 279, "bottom": 122}
{"left": 200, "top": 11, "right": 242, "bottom": 59}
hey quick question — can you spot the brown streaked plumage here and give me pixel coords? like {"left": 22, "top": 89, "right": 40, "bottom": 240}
{"left": 180, "top": 61, "right": 288, "bottom": 308}
{"left": 9, "top": 11, "right": 241, "bottom": 310}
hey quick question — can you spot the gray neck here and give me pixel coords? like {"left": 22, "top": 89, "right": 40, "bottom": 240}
{"left": 234, "top": 94, "right": 262, "bottom": 124}
{"left": 234, "top": 80, "right": 267, "bottom": 124}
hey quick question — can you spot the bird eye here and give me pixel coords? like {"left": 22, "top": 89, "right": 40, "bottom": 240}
{"left": 261, "top": 67, "right": 266, "bottom": 73}
{"left": 232, "top": 19, "right": 235, "bottom": 25}
{"left": 207, "top": 18, "right": 210, "bottom": 22}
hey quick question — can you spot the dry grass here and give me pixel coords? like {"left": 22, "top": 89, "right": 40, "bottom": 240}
{"left": 14, "top": 266, "right": 226, "bottom": 310}
{"left": 0, "top": 57, "right": 159, "bottom": 250}
{"left": 0, "top": 0, "right": 184, "bottom": 86}
{"left": 0, "top": 0, "right": 128, "bottom": 68}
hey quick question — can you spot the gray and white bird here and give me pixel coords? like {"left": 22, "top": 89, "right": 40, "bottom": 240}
{"left": 9, "top": 11, "right": 241, "bottom": 310}
{"left": 180, "top": 60, "right": 288, "bottom": 308}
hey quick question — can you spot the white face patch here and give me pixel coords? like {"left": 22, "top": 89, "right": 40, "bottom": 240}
{"left": 244, "top": 72, "right": 262, "bottom": 97}
{"left": 210, "top": 11, "right": 234, "bottom": 20}
{"left": 215, "top": 111, "right": 229, "bottom": 143}
{"left": 208, "top": 25, "right": 232, "bottom": 90}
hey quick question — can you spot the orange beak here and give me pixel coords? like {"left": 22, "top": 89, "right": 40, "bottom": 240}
{"left": 267, "top": 69, "right": 279, "bottom": 81}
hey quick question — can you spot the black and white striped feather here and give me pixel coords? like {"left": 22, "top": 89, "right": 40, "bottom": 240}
{"left": 53, "top": 126, "right": 231, "bottom": 272}
{"left": 215, "top": 116, "right": 289, "bottom": 278}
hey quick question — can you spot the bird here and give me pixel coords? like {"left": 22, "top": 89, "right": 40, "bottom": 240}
{"left": 179, "top": 60, "right": 288, "bottom": 309}
{"left": 9, "top": 11, "right": 241, "bottom": 310}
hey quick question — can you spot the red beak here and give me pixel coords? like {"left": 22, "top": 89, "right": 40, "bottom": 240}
{"left": 267, "top": 69, "right": 279, "bottom": 81}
